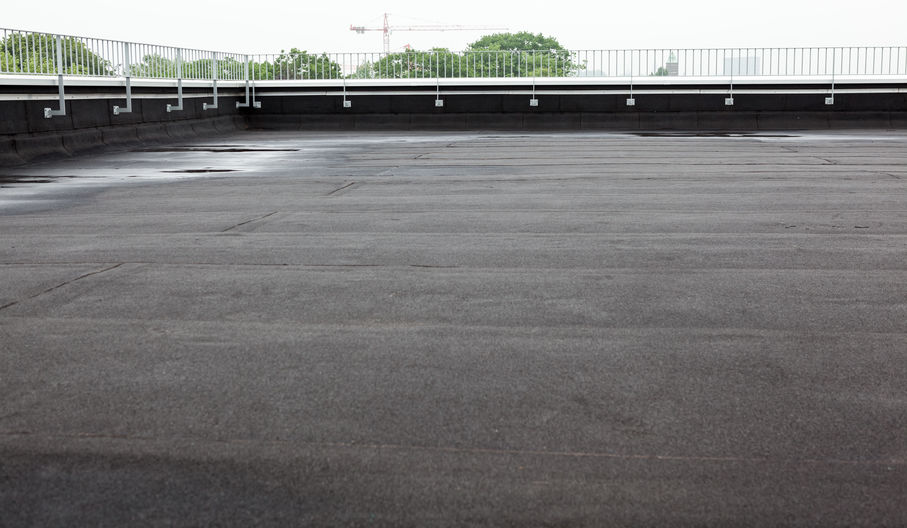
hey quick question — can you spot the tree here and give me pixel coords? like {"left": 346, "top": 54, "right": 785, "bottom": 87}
{"left": 651, "top": 66, "right": 670, "bottom": 76}
{"left": 466, "top": 32, "right": 581, "bottom": 77}
{"left": 131, "top": 55, "right": 243, "bottom": 80}
{"left": 271, "top": 48, "right": 342, "bottom": 80}
{"left": 0, "top": 33, "right": 111, "bottom": 76}
{"left": 132, "top": 54, "right": 177, "bottom": 78}
{"left": 363, "top": 48, "right": 463, "bottom": 79}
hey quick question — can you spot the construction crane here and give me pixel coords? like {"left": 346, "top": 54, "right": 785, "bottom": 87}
{"left": 350, "top": 13, "right": 507, "bottom": 55}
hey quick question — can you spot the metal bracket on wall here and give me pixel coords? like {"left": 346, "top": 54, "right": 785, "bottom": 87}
{"left": 825, "top": 49, "right": 836, "bottom": 105}
{"left": 343, "top": 80, "right": 352, "bottom": 108}
{"left": 826, "top": 64, "right": 835, "bottom": 105}
{"left": 113, "top": 43, "right": 133, "bottom": 116}
{"left": 626, "top": 73, "right": 635, "bottom": 106}
{"left": 529, "top": 79, "right": 538, "bottom": 107}
{"left": 204, "top": 80, "right": 219, "bottom": 110}
{"left": 435, "top": 79, "right": 444, "bottom": 107}
{"left": 44, "top": 35, "right": 66, "bottom": 118}
{"left": 236, "top": 55, "right": 260, "bottom": 109}
{"left": 166, "top": 50, "right": 184, "bottom": 112}
{"left": 725, "top": 75, "right": 734, "bottom": 106}
{"left": 203, "top": 52, "right": 219, "bottom": 110}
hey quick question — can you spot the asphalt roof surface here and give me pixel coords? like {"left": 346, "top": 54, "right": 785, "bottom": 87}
{"left": 1, "top": 131, "right": 906, "bottom": 526}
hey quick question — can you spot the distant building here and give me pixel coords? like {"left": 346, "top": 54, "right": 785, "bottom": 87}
{"left": 666, "top": 52, "right": 679, "bottom": 76}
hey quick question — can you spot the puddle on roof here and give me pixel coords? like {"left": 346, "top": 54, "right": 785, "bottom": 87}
{"left": 133, "top": 147, "right": 299, "bottom": 153}
{"left": 0, "top": 175, "right": 76, "bottom": 185}
{"left": 632, "top": 132, "right": 797, "bottom": 138}
{"left": 160, "top": 169, "right": 239, "bottom": 173}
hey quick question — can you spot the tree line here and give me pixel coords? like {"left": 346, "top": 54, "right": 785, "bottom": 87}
{"left": 1, "top": 31, "right": 583, "bottom": 79}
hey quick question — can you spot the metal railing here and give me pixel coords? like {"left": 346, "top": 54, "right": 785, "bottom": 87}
{"left": 3, "top": 27, "right": 906, "bottom": 82}
{"left": 248, "top": 47, "right": 907, "bottom": 80}
{"left": 0, "top": 28, "right": 246, "bottom": 80}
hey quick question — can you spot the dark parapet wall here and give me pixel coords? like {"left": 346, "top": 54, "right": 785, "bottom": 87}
{"left": 243, "top": 83, "right": 907, "bottom": 132}
{"left": 2, "top": 80, "right": 906, "bottom": 165}
{"left": 0, "top": 85, "right": 247, "bottom": 166}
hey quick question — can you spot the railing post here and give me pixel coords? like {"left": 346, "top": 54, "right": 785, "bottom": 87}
{"left": 826, "top": 47, "right": 836, "bottom": 105}
{"left": 237, "top": 54, "right": 251, "bottom": 108}
{"left": 435, "top": 53, "right": 444, "bottom": 108}
{"left": 726, "top": 70, "right": 735, "bottom": 106}
{"left": 342, "top": 78, "right": 351, "bottom": 108}
{"left": 235, "top": 54, "right": 260, "bottom": 109}
{"left": 44, "top": 35, "right": 66, "bottom": 118}
{"left": 113, "top": 42, "right": 133, "bottom": 115}
{"left": 626, "top": 52, "right": 635, "bottom": 106}
{"left": 167, "top": 49, "right": 184, "bottom": 112}
{"left": 204, "top": 51, "right": 219, "bottom": 110}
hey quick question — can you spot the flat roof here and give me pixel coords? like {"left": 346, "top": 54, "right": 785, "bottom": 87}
{"left": 2, "top": 130, "right": 906, "bottom": 525}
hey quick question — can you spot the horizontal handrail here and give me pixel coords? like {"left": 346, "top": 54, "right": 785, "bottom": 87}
{"left": 1, "top": 28, "right": 246, "bottom": 80}
{"left": 2, "top": 27, "right": 906, "bottom": 82}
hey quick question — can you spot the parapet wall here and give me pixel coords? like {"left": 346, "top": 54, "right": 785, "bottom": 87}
{"left": 2, "top": 79, "right": 906, "bottom": 165}
{"left": 244, "top": 81, "right": 907, "bottom": 131}
{"left": 0, "top": 84, "right": 247, "bottom": 166}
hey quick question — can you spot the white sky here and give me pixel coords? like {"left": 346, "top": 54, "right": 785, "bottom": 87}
{"left": 4, "top": 0, "right": 905, "bottom": 54}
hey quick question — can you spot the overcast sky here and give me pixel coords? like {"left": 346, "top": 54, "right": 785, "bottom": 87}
{"left": 5, "top": 0, "right": 905, "bottom": 54}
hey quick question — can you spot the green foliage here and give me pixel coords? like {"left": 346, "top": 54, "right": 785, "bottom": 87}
{"left": 132, "top": 54, "right": 177, "bottom": 78}
{"left": 0, "top": 51, "right": 15, "bottom": 72}
{"left": 467, "top": 32, "right": 580, "bottom": 77}
{"left": 1, "top": 30, "right": 579, "bottom": 80}
{"left": 132, "top": 55, "right": 245, "bottom": 79}
{"left": 467, "top": 31, "right": 566, "bottom": 52}
{"left": 0, "top": 33, "right": 111, "bottom": 75}
{"left": 250, "top": 48, "right": 342, "bottom": 80}
{"left": 351, "top": 32, "right": 582, "bottom": 79}
{"left": 354, "top": 48, "right": 465, "bottom": 79}
{"left": 651, "top": 66, "right": 670, "bottom": 76}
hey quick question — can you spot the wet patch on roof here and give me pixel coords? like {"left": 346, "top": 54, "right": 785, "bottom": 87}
{"left": 133, "top": 147, "right": 299, "bottom": 153}
{"left": 0, "top": 175, "right": 76, "bottom": 185}
{"left": 632, "top": 132, "right": 797, "bottom": 138}
{"left": 160, "top": 169, "right": 240, "bottom": 174}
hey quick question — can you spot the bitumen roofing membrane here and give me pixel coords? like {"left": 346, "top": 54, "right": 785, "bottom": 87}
{"left": 1, "top": 130, "right": 906, "bottom": 526}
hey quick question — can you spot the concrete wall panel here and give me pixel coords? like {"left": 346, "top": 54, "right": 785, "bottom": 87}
{"left": 70, "top": 99, "right": 112, "bottom": 129}
{"left": 445, "top": 95, "right": 504, "bottom": 113}
{"left": 580, "top": 112, "right": 640, "bottom": 130}
{"left": 0, "top": 102, "right": 29, "bottom": 135}
{"left": 757, "top": 112, "right": 830, "bottom": 130}
{"left": 523, "top": 113, "right": 582, "bottom": 130}
{"left": 347, "top": 96, "right": 394, "bottom": 114}
{"left": 14, "top": 134, "right": 68, "bottom": 162}
{"left": 465, "top": 113, "right": 523, "bottom": 130}
{"left": 391, "top": 96, "right": 441, "bottom": 114}
{"left": 61, "top": 129, "right": 105, "bottom": 154}
{"left": 101, "top": 126, "right": 140, "bottom": 147}
{"left": 887, "top": 112, "right": 907, "bottom": 128}
{"left": 135, "top": 123, "right": 172, "bottom": 143}
{"left": 109, "top": 99, "right": 146, "bottom": 125}
{"left": 410, "top": 114, "right": 469, "bottom": 130}
{"left": 279, "top": 95, "right": 338, "bottom": 114}
{"left": 698, "top": 111, "right": 760, "bottom": 130}
{"left": 165, "top": 121, "right": 198, "bottom": 139}
{"left": 0, "top": 137, "right": 23, "bottom": 165}
{"left": 560, "top": 94, "right": 627, "bottom": 112}
{"left": 827, "top": 111, "right": 891, "bottom": 128}
{"left": 247, "top": 114, "right": 303, "bottom": 130}
{"left": 638, "top": 112, "right": 699, "bottom": 130}
{"left": 354, "top": 114, "right": 412, "bottom": 130}
{"left": 25, "top": 100, "right": 74, "bottom": 133}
